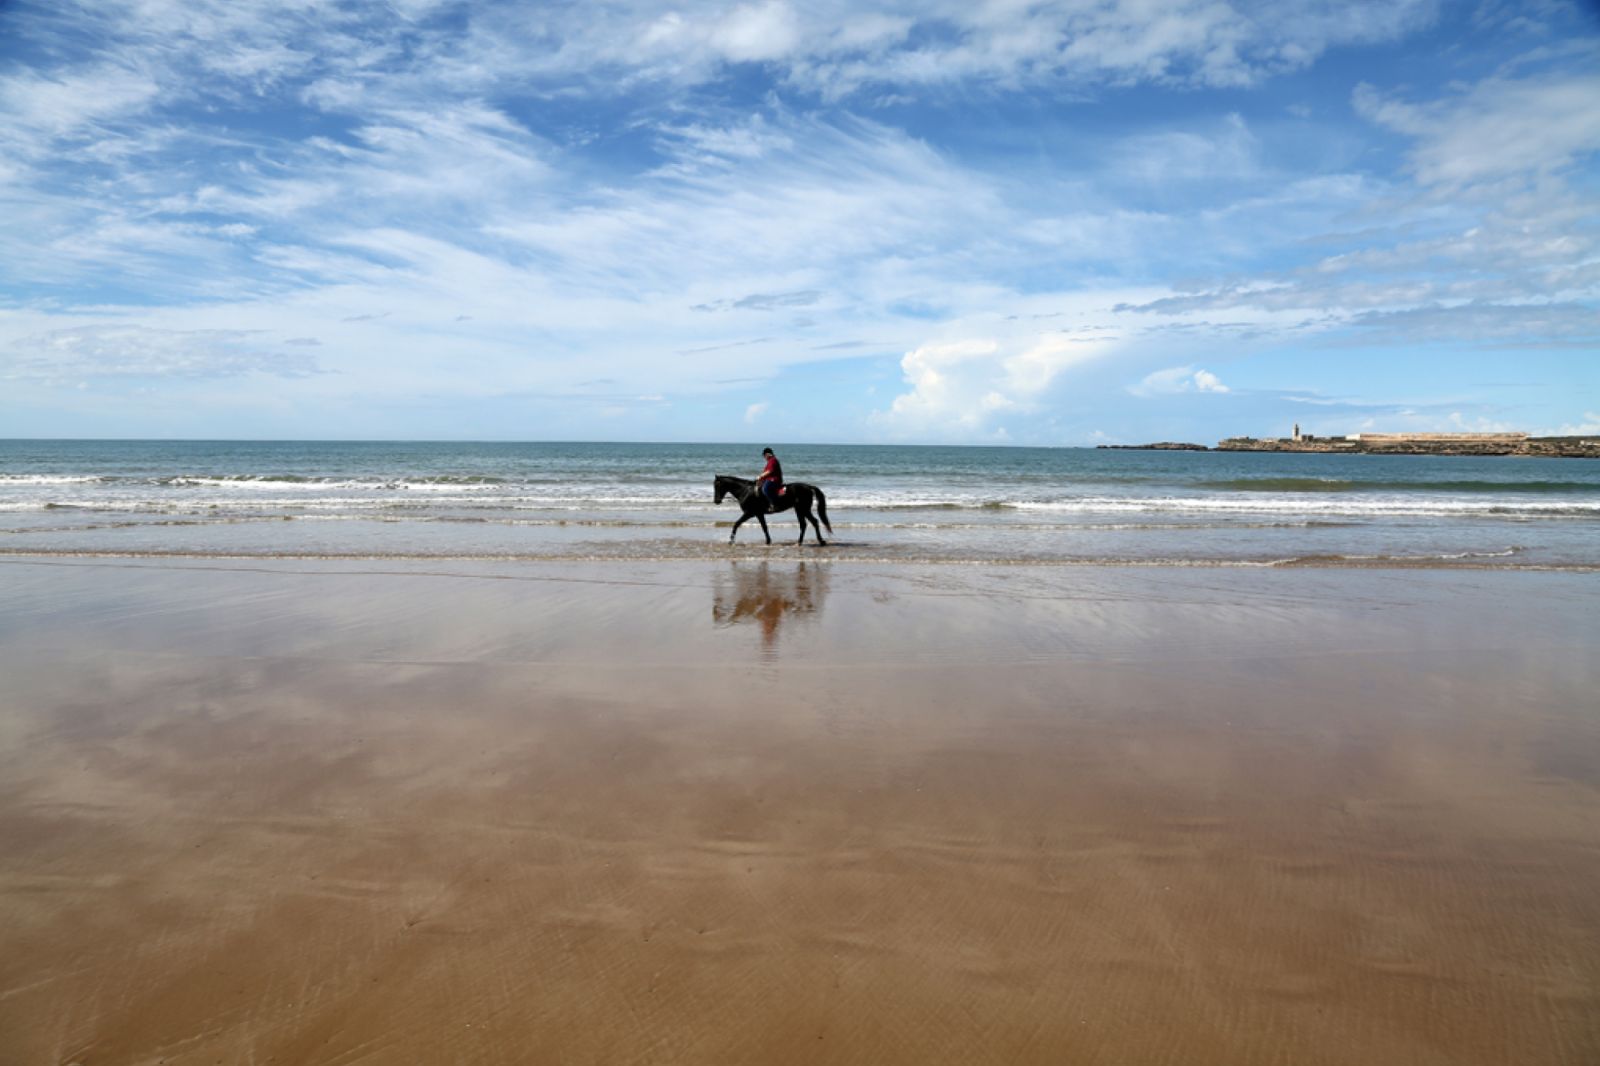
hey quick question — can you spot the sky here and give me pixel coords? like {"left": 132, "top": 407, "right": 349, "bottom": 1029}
{"left": 2, "top": 0, "right": 1598, "bottom": 444}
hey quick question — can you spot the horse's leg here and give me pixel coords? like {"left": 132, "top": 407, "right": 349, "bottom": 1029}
{"left": 757, "top": 514, "right": 771, "bottom": 544}
{"left": 730, "top": 510, "right": 749, "bottom": 543}
{"left": 807, "top": 505, "right": 826, "bottom": 546}
{"left": 795, "top": 506, "right": 807, "bottom": 545}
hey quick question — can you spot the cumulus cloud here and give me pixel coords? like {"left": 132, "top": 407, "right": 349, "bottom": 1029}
{"left": 876, "top": 322, "right": 1118, "bottom": 437}
{"left": 1445, "top": 411, "right": 1522, "bottom": 434}
{"left": 884, "top": 338, "right": 1002, "bottom": 430}
{"left": 1131, "top": 365, "right": 1231, "bottom": 396}
{"left": 1555, "top": 412, "right": 1600, "bottom": 436}
{"left": 744, "top": 401, "right": 769, "bottom": 423}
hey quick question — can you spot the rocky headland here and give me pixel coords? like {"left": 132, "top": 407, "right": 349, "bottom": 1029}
{"left": 1097, "top": 436, "right": 1600, "bottom": 457}
{"left": 1215, "top": 436, "right": 1600, "bottom": 458}
{"left": 1096, "top": 442, "right": 1209, "bottom": 451}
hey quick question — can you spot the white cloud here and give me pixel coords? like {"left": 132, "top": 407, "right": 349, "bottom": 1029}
{"left": 3, "top": 0, "right": 1595, "bottom": 441}
{"left": 1554, "top": 412, "right": 1600, "bottom": 436}
{"left": 1, "top": 325, "right": 321, "bottom": 382}
{"left": 1354, "top": 73, "right": 1600, "bottom": 189}
{"left": 1341, "top": 302, "right": 1600, "bottom": 345}
{"left": 875, "top": 309, "right": 1124, "bottom": 438}
{"left": 0, "top": 98, "right": 1042, "bottom": 408}
{"left": 1105, "top": 63, "right": 1600, "bottom": 353}
{"left": 1107, "top": 114, "right": 1260, "bottom": 187}
{"left": 885, "top": 338, "right": 1002, "bottom": 430}
{"left": 485, "top": 113, "right": 1008, "bottom": 296}
{"left": 744, "top": 401, "right": 769, "bottom": 423}
{"left": 174, "top": 102, "right": 552, "bottom": 229}
{"left": 712, "top": 2, "right": 802, "bottom": 63}
{"left": 1131, "top": 365, "right": 1231, "bottom": 396}
{"left": 828, "top": 13, "right": 913, "bottom": 52}
{"left": 1446, "top": 411, "right": 1521, "bottom": 433}
{"left": 664, "top": 115, "right": 796, "bottom": 162}
{"left": 0, "top": 63, "right": 160, "bottom": 162}
{"left": 778, "top": 0, "right": 1435, "bottom": 97}
{"left": 376, "top": 0, "right": 1444, "bottom": 101}
{"left": 0, "top": 0, "right": 1447, "bottom": 154}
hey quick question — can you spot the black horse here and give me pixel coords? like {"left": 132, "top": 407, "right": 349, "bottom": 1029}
{"left": 714, "top": 475, "right": 832, "bottom": 545}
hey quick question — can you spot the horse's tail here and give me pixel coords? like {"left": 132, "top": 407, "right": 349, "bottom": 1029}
{"left": 813, "top": 486, "right": 832, "bottom": 533}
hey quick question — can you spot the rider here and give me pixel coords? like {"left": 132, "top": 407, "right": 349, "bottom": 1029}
{"left": 755, "top": 447, "right": 784, "bottom": 510}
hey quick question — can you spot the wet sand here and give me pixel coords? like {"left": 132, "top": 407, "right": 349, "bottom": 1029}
{"left": 1, "top": 557, "right": 1597, "bottom": 1065}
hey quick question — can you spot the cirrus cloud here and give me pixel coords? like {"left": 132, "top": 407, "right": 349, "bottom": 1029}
{"left": 2, "top": 0, "right": 1596, "bottom": 442}
{"left": 1, "top": 325, "right": 321, "bottom": 383}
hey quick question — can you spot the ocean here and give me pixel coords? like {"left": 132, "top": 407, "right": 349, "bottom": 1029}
{"left": 2, "top": 439, "right": 1598, "bottom": 568}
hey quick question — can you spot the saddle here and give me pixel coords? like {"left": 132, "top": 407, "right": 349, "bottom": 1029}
{"left": 756, "top": 483, "right": 786, "bottom": 512}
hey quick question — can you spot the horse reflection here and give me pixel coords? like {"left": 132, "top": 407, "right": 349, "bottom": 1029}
{"left": 711, "top": 561, "right": 829, "bottom": 650}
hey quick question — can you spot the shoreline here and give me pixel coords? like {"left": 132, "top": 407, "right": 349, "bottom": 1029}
{"left": 3, "top": 547, "right": 1595, "bottom": 571}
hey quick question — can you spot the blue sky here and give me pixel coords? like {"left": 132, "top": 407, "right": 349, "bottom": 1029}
{"left": 2, "top": 0, "right": 1597, "bottom": 444}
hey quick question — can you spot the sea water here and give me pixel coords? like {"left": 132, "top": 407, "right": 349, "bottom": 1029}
{"left": 2, "top": 439, "right": 1597, "bottom": 568}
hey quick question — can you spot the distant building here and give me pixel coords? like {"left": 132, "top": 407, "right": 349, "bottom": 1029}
{"left": 1292, "top": 423, "right": 1301, "bottom": 442}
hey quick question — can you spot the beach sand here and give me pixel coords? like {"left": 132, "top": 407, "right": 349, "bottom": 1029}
{"left": 1, "top": 557, "right": 1597, "bottom": 1065}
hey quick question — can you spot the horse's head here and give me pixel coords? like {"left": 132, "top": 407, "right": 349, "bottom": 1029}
{"left": 713, "top": 476, "right": 728, "bottom": 505}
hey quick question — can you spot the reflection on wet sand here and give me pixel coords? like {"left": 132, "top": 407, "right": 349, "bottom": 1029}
{"left": 711, "top": 560, "right": 829, "bottom": 650}
{"left": 0, "top": 558, "right": 1597, "bottom": 1066}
